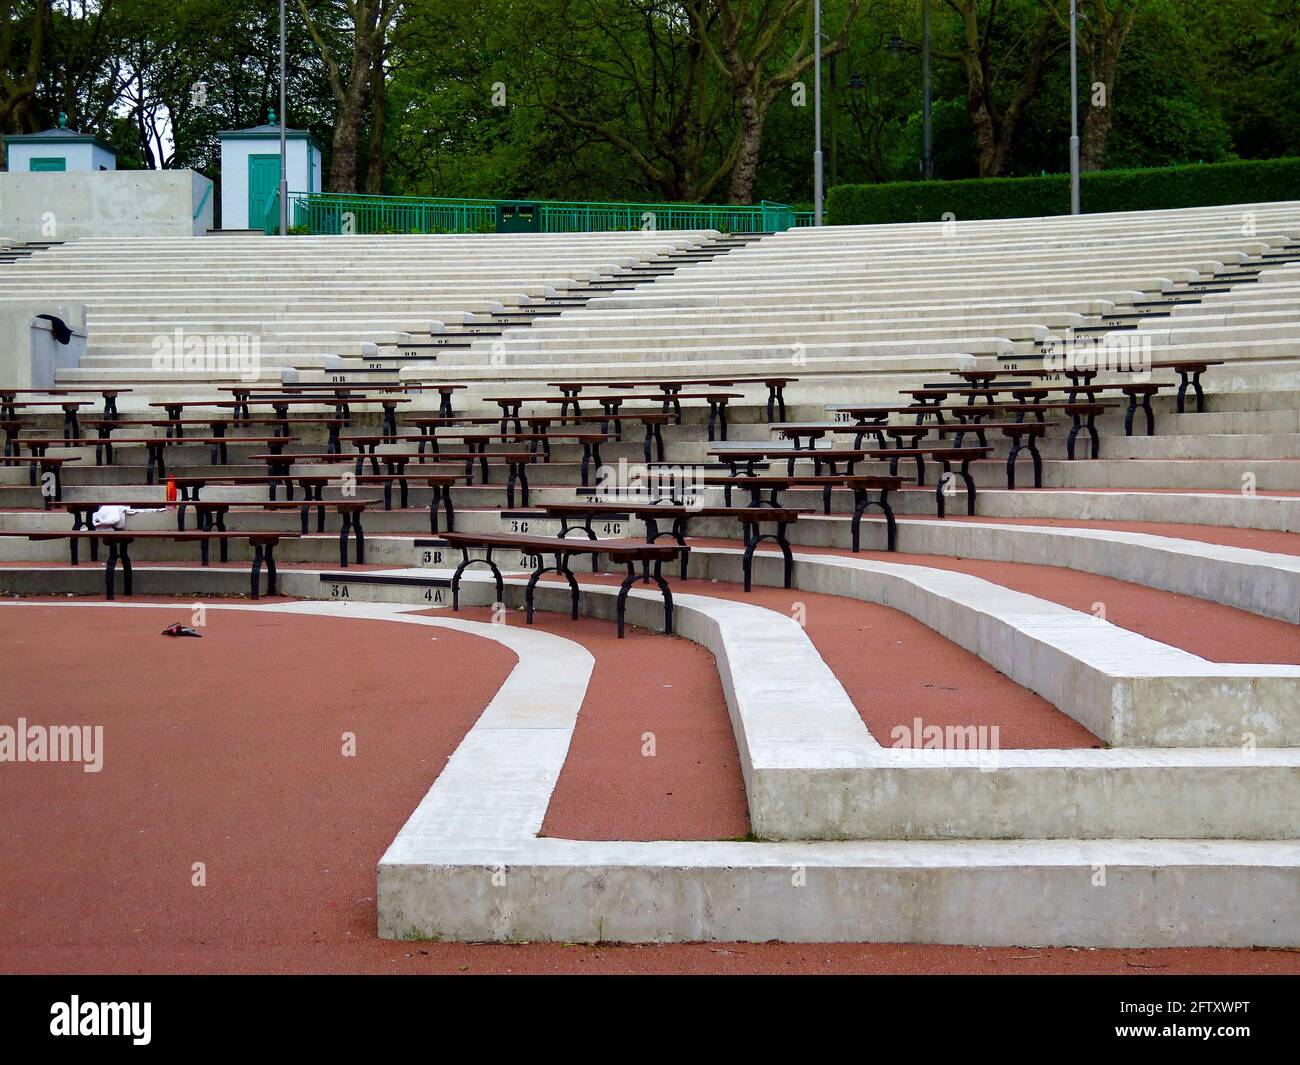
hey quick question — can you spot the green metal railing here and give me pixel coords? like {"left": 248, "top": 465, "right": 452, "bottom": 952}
{"left": 264, "top": 191, "right": 810, "bottom": 235}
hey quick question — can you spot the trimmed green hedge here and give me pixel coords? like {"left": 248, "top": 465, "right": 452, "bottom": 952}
{"left": 825, "top": 158, "right": 1300, "bottom": 225}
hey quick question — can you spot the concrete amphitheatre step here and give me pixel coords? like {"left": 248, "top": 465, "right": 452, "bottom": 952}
{"left": 456, "top": 337, "right": 1015, "bottom": 365}
{"left": 283, "top": 593, "right": 1294, "bottom": 948}
{"left": 466, "top": 492, "right": 1297, "bottom": 623}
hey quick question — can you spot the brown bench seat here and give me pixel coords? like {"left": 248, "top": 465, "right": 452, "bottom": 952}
{"left": 435, "top": 531, "right": 679, "bottom": 637}
{"left": 61, "top": 498, "right": 379, "bottom": 566}
{"left": 699, "top": 474, "right": 903, "bottom": 550}
{"left": 537, "top": 501, "right": 804, "bottom": 587}
{"left": 0, "top": 453, "right": 80, "bottom": 503}
{"left": 16, "top": 435, "right": 297, "bottom": 478}
{"left": 0, "top": 529, "right": 298, "bottom": 599}
{"left": 252, "top": 451, "right": 533, "bottom": 505}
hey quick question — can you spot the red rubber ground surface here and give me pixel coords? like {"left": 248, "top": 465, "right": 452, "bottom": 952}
{"left": 3, "top": 603, "right": 1297, "bottom": 975}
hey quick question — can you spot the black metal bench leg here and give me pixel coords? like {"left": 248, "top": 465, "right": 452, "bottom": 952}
{"left": 880, "top": 490, "right": 898, "bottom": 549}
{"left": 741, "top": 523, "right": 757, "bottom": 592}
{"left": 1124, "top": 396, "right": 1137, "bottom": 437}
{"left": 560, "top": 553, "right": 579, "bottom": 619}
{"left": 118, "top": 540, "right": 133, "bottom": 597}
{"left": 777, "top": 521, "right": 793, "bottom": 588}
{"left": 616, "top": 563, "right": 638, "bottom": 638}
{"left": 104, "top": 542, "right": 117, "bottom": 599}
{"left": 650, "top": 560, "right": 673, "bottom": 634}
{"left": 1006, "top": 442, "right": 1022, "bottom": 489}
{"left": 251, "top": 544, "right": 263, "bottom": 599}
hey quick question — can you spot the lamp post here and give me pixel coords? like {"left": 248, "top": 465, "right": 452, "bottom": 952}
{"left": 813, "top": 0, "right": 823, "bottom": 225}
{"left": 1069, "top": 0, "right": 1080, "bottom": 214}
{"left": 278, "top": 0, "right": 288, "bottom": 235}
{"left": 886, "top": 0, "right": 933, "bottom": 181}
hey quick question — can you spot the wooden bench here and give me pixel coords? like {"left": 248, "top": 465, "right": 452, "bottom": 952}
{"left": 241, "top": 383, "right": 459, "bottom": 418}
{"left": 711, "top": 441, "right": 998, "bottom": 504}
{"left": 149, "top": 396, "right": 409, "bottom": 438}
{"left": 701, "top": 474, "right": 903, "bottom": 551}
{"left": 823, "top": 404, "right": 1017, "bottom": 435}
{"left": 216, "top": 391, "right": 413, "bottom": 433}
{"left": 86, "top": 416, "right": 344, "bottom": 450}
{"left": 16, "top": 435, "right": 296, "bottom": 480}
{"left": 434, "top": 531, "right": 679, "bottom": 637}
{"left": 345, "top": 430, "right": 612, "bottom": 479}
{"left": 62, "top": 498, "right": 378, "bottom": 566}
{"left": 1149, "top": 358, "right": 1223, "bottom": 413}
{"left": 0, "top": 530, "right": 297, "bottom": 599}
{"left": 536, "top": 501, "right": 804, "bottom": 588}
{"left": 1117, "top": 383, "right": 1161, "bottom": 436}
{"left": 0, "top": 454, "right": 80, "bottom": 503}
{"left": 0, "top": 388, "right": 130, "bottom": 419}
{"left": 524, "top": 413, "right": 671, "bottom": 460}
{"left": 548, "top": 377, "right": 797, "bottom": 421}
{"left": 252, "top": 451, "right": 533, "bottom": 506}
{"left": 490, "top": 391, "right": 741, "bottom": 439}
{"left": 2, "top": 399, "right": 91, "bottom": 437}
{"left": 169, "top": 471, "right": 457, "bottom": 525}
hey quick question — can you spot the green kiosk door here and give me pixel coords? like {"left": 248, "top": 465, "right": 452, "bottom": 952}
{"left": 247, "top": 154, "right": 281, "bottom": 228}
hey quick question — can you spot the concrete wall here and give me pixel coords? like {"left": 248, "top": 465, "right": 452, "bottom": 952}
{"left": 0, "top": 302, "right": 87, "bottom": 388}
{"left": 0, "top": 170, "right": 213, "bottom": 239}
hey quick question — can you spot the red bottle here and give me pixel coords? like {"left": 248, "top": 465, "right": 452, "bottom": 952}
{"left": 165, "top": 477, "right": 177, "bottom": 502}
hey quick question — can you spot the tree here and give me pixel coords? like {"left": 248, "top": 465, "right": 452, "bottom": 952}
{"left": 934, "top": 0, "right": 1066, "bottom": 176}
{"left": 0, "top": 0, "right": 50, "bottom": 164}
{"left": 296, "top": 0, "right": 402, "bottom": 191}
{"left": 1041, "top": 0, "right": 1145, "bottom": 170}
{"left": 689, "top": 0, "right": 861, "bottom": 202}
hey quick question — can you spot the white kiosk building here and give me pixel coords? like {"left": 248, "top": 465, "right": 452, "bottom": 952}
{"left": 3, "top": 114, "right": 119, "bottom": 172}
{"left": 218, "top": 111, "right": 323, "bottom": 230}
